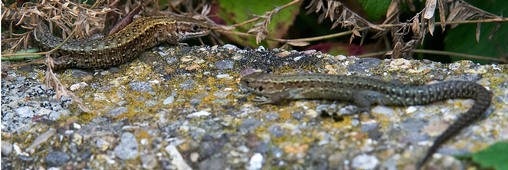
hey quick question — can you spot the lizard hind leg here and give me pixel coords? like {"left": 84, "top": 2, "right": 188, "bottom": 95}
{"left": 352, "top": 90, "right": 388, "bottom": 119}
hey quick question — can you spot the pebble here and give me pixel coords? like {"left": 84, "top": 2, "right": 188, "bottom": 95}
{"left": 389, "top": 58, "right": 411, "bottom": 70}
{"left": 140, "top": 153, "right": 157, "bottom": 169}
{"left": 72, "top": 123, "right": 81, "bottom": 130}
{"left": 222, "top": 44, "right": 238, "bottom": 51}
{"left": 246, "top": 153, "right": 264, "bottom": 170}
{"left": 239, "top": 118, "right": 262, "bottom": 133}
{"left": 1, "top": 141, "right": 13, "bottom": 156}
{"left": 190, "top": 152, "right": 200, "bottom": 162}
{"left": 371, "top": 106, "right": 394, "bottom": 116}
{"left": 231, "top": 54, "right": 244, "bottom": 60}
{"left": 268, "top": 125, "right": 284, "bottom": 138}
{"left": 406, "top": 106, "right": 418, "bottom": 114}
{"left": 96, "top": 138, "right": 110, "bottom": 151}
{"left": 165, "top": 57, "right": 178, "bottom": 64}
{"left": 45, "top": 151, "right": 70, "bottom": 167}
{"left": 15, "top": 106, "right": 34, "bottom": 118}
{"left": 292, "top": 112, "right": 304, "bottom": 120}
{"left": 163, "top": 96, "right": 175, "bottom": 105}
{"left": 213, "top": 90, "right": 231, "bottom": 98}
{"left": 179, "top": 80, "right": 195, "bottom": 90}
{"left": 215, "top": 60, "right": 235, "bottom": 70}
{"left": 189, "top": 97, "right": 203, "bottom": 106}
{"left": 113, "top": 133, "right": 139, "bottom": 160}
{"left": 352, "top": 154, "right": 379, "bottom": 169}
{"left": 361, "top": 122, "right": 379, "bottom": 132}
{"left": 199, "top": 156, "right": 226, "bottom": 170}
{"left": 401, "top": 118, "right": 427, "bottom": 134}
{"left": 18, "top": 155, "right": 34, "bottom": 162}
{"left": 335, "top": 55, "right": 347, "bottom": 60}
{"left": 264, "top": 112, "right": 280, "bottom": 121}
{"left": 275, "top": 51, "right": 291, "bottom": 58}
{"left": 216, "top": 73, "right": 231, "bottom": 79}
{"left": 93, "top": 93, "right": 108, "bottom": 101}
{"left": 69, "top": 82, "right": 88, "bottom": 91}
{"left": 347, "top": 58, "right": 381, "bottom": 73}
{"left": 108, "top": 107, "right": 128, "bottom": 117}
{"left": 145, "top": 100, "right": 157, "bottom": 107}
{"left": 187, "top": 110, "right": 212, "bottom": 118}
{"left": 305, "top": 109, "right": 318, "bottom": 118}
{"left": 129, "top": 82, "right": 154, "bottom": 93}
{"left": 293, "top": 55, "right": 305, "bottom": 61}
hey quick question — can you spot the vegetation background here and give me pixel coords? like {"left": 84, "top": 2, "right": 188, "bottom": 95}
{"left": 1, "top": 0, "right": 507, "bottom": 169}
{"left": 1, "top": 0, "right": 507, "bottom": 64}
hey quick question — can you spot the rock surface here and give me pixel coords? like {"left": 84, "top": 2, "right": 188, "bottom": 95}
{"left": 1, "top": 44, "right": 507, "bottom": 169}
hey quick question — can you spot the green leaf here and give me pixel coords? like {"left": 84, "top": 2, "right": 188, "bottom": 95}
{"left": 358, "top": 0, "right": 391, "bottom": 21}
{"left": 471, "top": 141, "right": 508, "bottom": 170}
{"left": 444, "top": 0, "right": 508, "bottom": 63}
{"left": 217, "top": 0, "right": 301, "bottom": 47}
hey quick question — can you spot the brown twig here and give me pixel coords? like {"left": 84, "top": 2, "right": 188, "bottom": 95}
{"left": 356, "top": 49, "right": 506, "bottom": 63}
{"left": 260, "top": 18, "right": 508, "bottom": 44}
{"left": 232, "top": 0, "right": 302, "bottom": 27}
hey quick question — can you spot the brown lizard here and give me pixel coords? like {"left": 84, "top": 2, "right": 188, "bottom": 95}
{"left": 32, "top": 16, "right": 210, "bottom": 70}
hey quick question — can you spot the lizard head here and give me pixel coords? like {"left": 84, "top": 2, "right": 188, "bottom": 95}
{"left": 240, "top": 72, "right": 285, "bottom": 95}
{"left": 175, "top": 19, "right": 210, "bottom": 40}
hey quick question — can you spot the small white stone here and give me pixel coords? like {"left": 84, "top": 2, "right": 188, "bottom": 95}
{"left": 293, "top": 56, "right": 304, "bottom": 61}
{"left": 140, "top": 139, "right": 148, "bottom": 145}
{"left": 223, "top": 44, "right": 238, "bottom": 50}
{"left": 70, "top": 82, "right": 88, "bottom": 91}
{"left": 371, "top": 106, "right": 394, "bottom": 116}
{"left": 187, "top": 110, "right": 212, "bottom": 118}
{"left": 352, "top": 154, "right": 379, "bottom": 169}
{"left": 163, "top": 96, "right": 175, "bottom": 105}
{"left": 256, "top": 46, "right": 266, "bottom": 51}
{"left": 335, "top": 55, "right": 347, "bottom": 60}
{"left": 406, "top": 106, "right": 418, "bottom": 114}
{"left": 246, "top": 153, "right": 264, "bottom": 170}
{"left": 148, "top": 79, "right": 160, "bottom": 84}
{"left": 216, "top": 74, "right": 231, "bottom": 79}
{"left": 1, "top": 141, "right": 13, "bottom": 156}
{"left": 305, "top": 109, "right": 318, "bottom": 118}
{"left": 232, "top": 54, "right": 244, "bottom": 60}
{"left": 72, "top": 123, "right": 81, "bottom": 129}
{"left": 190, "top": 152, "right": 200, "bottom": 162}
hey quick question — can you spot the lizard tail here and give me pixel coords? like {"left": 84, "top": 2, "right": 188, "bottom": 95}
{"left": 416, "top": 82, "right": 492, "bottom": 169}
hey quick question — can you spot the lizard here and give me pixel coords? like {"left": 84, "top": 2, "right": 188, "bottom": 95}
{"left": 240, "top": 72, "right": 492, "bottom": 169}
{"left": 32, "top": 15, "right": 210, "bottom": 70}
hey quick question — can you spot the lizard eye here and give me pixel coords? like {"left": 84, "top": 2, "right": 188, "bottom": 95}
{"left": 192, "top": 25, "right": 201, "bottom": 32}
{"left": 257, "top": 86, "right": 263, "bottom": 92}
